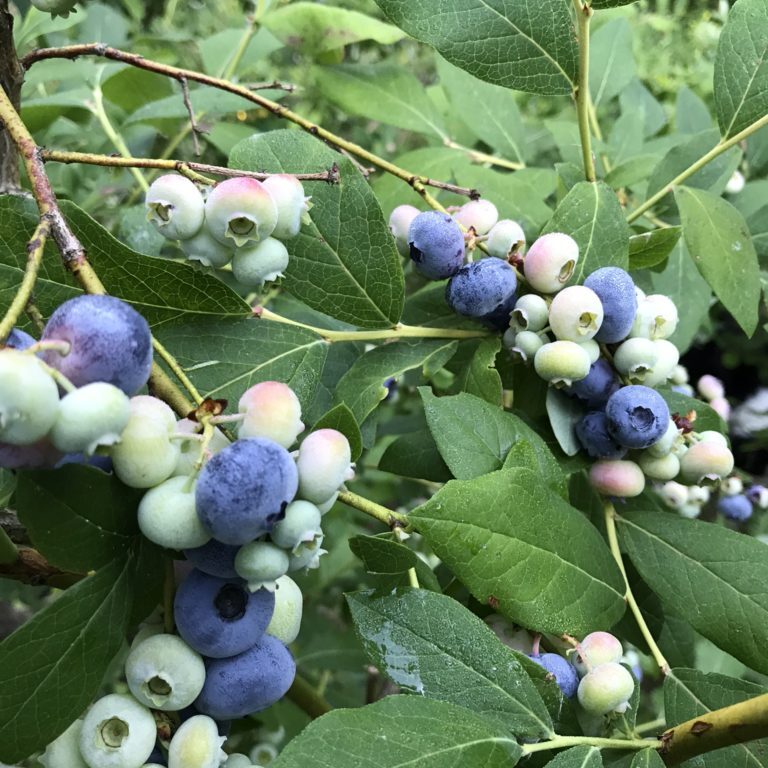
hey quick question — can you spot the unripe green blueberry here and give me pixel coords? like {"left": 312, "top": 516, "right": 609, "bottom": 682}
{"left": 296, "top": 429, "right": 354, "bottom": 504}
{"left": 138, "top": 476, "right": 211, "bottom": 550}
{"left": 288, "top": 534, "right": 326, "bottom": 572}
{"left": 238, "top": 381, "right": 304, "bottom": 448}
{"left": 50, "top": 382, "right": 130, "bottom": 454}
{"left": 0, "top": 350, "right": 60, "bottom": 446}
{"left": 679, "top": 441, "right": 734, "bottom": 484}
{"left": 270, "top": 499, "right": 322, "bottom": 552}
{"left": 639, "top": 451, "right": 680, "bottom": 481}
{"left": 577, "top": 662, "right": 635, "bottom": 715}
{"left": 579, "top": 339, "right": 601, "bottom": 365}
{"left": 647, "top": 420, "right": 681, "bottom": 458}
{"left": 173, "top": 419, "right": 230, "bottom": 477}
{"left": 145, "top": 175, "right": 205, "bottom": 241}
{"left": 389, "top": 205, "right": 421, "bottom": 257}
{"left": 40, "top": 719, "right": 89, "bottom": 768}
{"left": 231, "top": 237, "right": 290, "bottom": 288}
{"left": 511, "top": 294, "right": 549, "bottom": 333}
{"left": 523, "top": 233, "right": 579, "bottom": 294}
{"left": 589, "top": 460, "right": 645, "bottom": 497}
{"left": 509, "top": 330, "right": 546, "bottom": 363}
{"left": 223, "top": 755, "right": 253, "bottom": 768}
{"left": 659, "top": 481, "right": 689, "bottom": 509}
{"left": 235, "top": 540, "right": 290, "bottom": 592}
{"left": 167, "top": 715, "right": 226, "bottom": 768}
{"left": 316, "top": 492, "right": 338, "bottom": 515}
{"left": 613, "top": 338, "right": 659, "bottom": 384}
{"left": 204, "top": 177, "right": 278, "bottom": 247}
{"left": 502, "top": 327, "right": 517, "bottom": 353}
{"left": 697, "top": 430, "right": 729, "bottom": 448}
{"left": 453, "top": 199, "right": 498, "bottom": 235}
{"left": 79, "top": 694, "right": 156, "bottom": 768}
{"left": 572, "top": 632, "right": 623, "bottom": 677}
{"left": 30, "top": 0, "right": 78, "bottom": 18}
{"left": 630, "top": 295, "right": 678, "bottom": 340}
{"left": 642, "top": 340, "right": 680, "bottom": 387}
{"left": 111, "top": 396, "right": 180, "bottom": 488}
{"left": 486, "top": 219, "right": 526, "bottom": 259}
{"left": 485, "top": 615, "right": 534, "bottom": 653}
{"left": 534, "top": 341, "right": 591, "bottom": 387}
{"left": 266, "top": 574, "right": 303, "bottom": 644}
{"left": 179, "top": 228, "right": 235, "bottom": 268}
{"left": 262, "top": 174, "right": 312, "bottom": 240}
{"left": 125, "top": 633, "right": 206, "bottom": 711}
{"left": 548, "top": 286, "right": 604, "bottom": 342}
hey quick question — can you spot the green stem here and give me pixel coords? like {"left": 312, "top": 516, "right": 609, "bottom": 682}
{"left": 604, "top": 500, "right": 671, "bottom": 675}
{"left": 522, "top": 735, "right": 662, "bottom": 755}
{"left": 443, "top": 139, "right": 525, "bottom": 170}
{"left": 337, "top": 490, "right": 410, "bottom": 530}
{"left": 408, "top": 567, "right": 420, "bottom": 589}
{"left": 286, "top": 674, "right": 332, "bottom": 719}
{"left": 152, "top": 337, "right": 203, "bottom": 406}
{"left": 0, "top": 526, "right": 19, "bottom": 566}
{"left": 627, "top": 112, "right": 768, "bottom": 223}
{"left": 636, "top": 717, "right": 666, "bottom": 735}
{"left": 573, "top": 0, "right": 596, "bottom": 182}
{"left": 258, "top": 307, "right": 489, "bottom": 342}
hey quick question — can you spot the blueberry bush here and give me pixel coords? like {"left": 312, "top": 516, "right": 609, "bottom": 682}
{"left": 1, "top": 0, "right": 768, "bottom": 766}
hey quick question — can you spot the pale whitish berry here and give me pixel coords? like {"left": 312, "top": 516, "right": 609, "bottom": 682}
{"left": 639, "top": 451, "right": 680, "bottom": 481}
{"left": 589, "top": 460, "right": 645, "bottom": 498}
{"left": 523, "top": 233, "right": 579, "bottom": 294}
{"left": 697, "top": 374, "right": 725, "bottom": 401}
{"left": 270, "top": 499, "right": 322, "bottom": 552}
{"left": 670, "top": 364, "right": 689, "bottom": 385}
{"left": 572, "top": 632, "right": 623, "bottom": 677}
{"left": 642, "top": 339, "right": 680, "bottom": 387}
{"left": 262, "top": 174, "right": 312, "bottom": 240}
{"left": 679, "top": 503, "right": 703, "bottom": 519}
{"left": 509, "top": 330, "right": 546, "bottom": 363}
{"left": 138, "top": 476, "right": 211, "bottom": 550}
{"left": 579, "top": 339, "right": 600, "bottom": 365}
{"left": 710, "top": 396, "right": 731, "bottom": 421}
{"left": 646, "top": 420, "right": 680, "bottom": 458}
{"left": 630, "top": 295, "right": 678, "bottom": 340}
{"left": 721, "top": 476, "right": 744, "bottom": 496}
{"left": 697, "top": 430, "right": 729, "bottom": 447}
{"left": 238, "top": 381, "right": 303, "bottom": 448}
{"left": 235, "top": 540, "right": 290, "bottom": 592}
{"left": 223, "top": 755, "right": 253, "bottom": 768}
{"left": 173, "top": 419, "right": 230, "bottom": 477}
{"left": 548, "top": 286, "right": 604, "bottom": 342}
{"left": 725, "top": 170, "right": 746, "bottom": 195}
{"left": 50, "top": 382, "right": 130, "bottom": 454}
{"left": 179, "top": 228, "right": 235, "bottom": 268}
{"left": 688, "top": 485, "right": 711, "bottom": 505}
{"left": 747, "top": 485, "right": 768, "bottom": 509}
{"left": 679, "top": 441, "right": 734, "bottom": 484}
{"left": 125, "top": 633, "right": 206, "bottom": 711}
{"left": 167, "top": 715, "right": 226, "bottom": 768}
{"left": 389, "top": 205, "right": 420, "bottom": 257}
{"left": 659, "top": 481, "right": 688, "bottom": 509}
{"left": 613, "top": 338, "right": 658, "bottom": 384}
{"left": 511, "top": 294, "right": 549, "bottom": 333}
{"left": 231, "top": 237, "right": 290, "bottom": 288}
{"left": 485, "top": 615, "right": 534, "bottom": 654}
{"left": 296, "top": 429, "right": 353, "bottom": 504}
{"left": 79, "top": 694, "right": 156, "bottom": 768}
{"left": 40, "top": 719, "right": 89, "bottom": 768}
{"left": 317, "top": 492, "right": 338, "bottom": 515}
{"left": 0, "top": 350, "right": 59, "bottom": 445}
{"left": 577, "top": 662, "right": 635, "bottom": 715}
{"left": 266, "top": 574, "right": 303, "bottom": 645}
{"left": 250, "top": 745, "right": 278, "bottom": 765}
{"left": 486, "top": 219, "right": 526, "bottom": 259}
{"left": 288, "top": 535, "right": 326, "bottom": 572}
{"left": 204, "top": 177, "right": 278, "bottom": 248}
{"left": 145, "top": 175, "right": 205, "bottom": 241}
{"left": 534, "top": 341, "right": 591, "bottom": 387}
{"left": 453, "top": 199, "right": 498, "bottom": 235}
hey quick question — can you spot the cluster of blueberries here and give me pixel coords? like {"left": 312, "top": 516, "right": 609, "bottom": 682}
{"left": 145, "top": 173, "right": 311, "bottom": 290}
{"left": 388, "top": 201, "right": 736, "bottom": 502}
{"left": 1, "top": 295, "right": 353, "bottom": 768}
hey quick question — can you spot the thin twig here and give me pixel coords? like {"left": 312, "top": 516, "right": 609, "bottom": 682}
{"left": 179, "top": 76, "right": 202, "bottom": 156}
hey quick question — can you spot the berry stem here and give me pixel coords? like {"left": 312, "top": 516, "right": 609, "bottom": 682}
{"left": 285, "top": 673, "right": 332, "bottom": 719}
{"left": 604, "top": 499, "right": 671, "bottom": 675}
{"left": 635, "top": 717, "right": 667, "bottom": 735}
{"left": 572, "top": 0, "right": 597, "bottom": 183}
{"left": 521, "top": 735, "right": 662, "bottom": 755}
{"left": 0, "top": 525, "right": 18, "bottom": 566}
{"left": 442, "top": 139, "right": 525, "bottom": 171}
{"left": 36, "top": 358, "right": 77, "bottom": 393}
{"left": 337, "top": 490, "right": 410, "bottom": 531}
{"left": 152, "top": 337, "right": 203, "bottom": 406}
{"left": 0, "top": 217, "right": 49, "bottom": 346}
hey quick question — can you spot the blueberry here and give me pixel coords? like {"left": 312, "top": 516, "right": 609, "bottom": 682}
{"left": 234, "top": 541, "right": 290, "bottom": 593}
{"left": 180, "top": 228, "right": 234, "bottom": 269}
{"left": 584, "top": 267, "right": 637, "bottom": 343}
{"left": 576, "top": 412, "right": 627, "bottom": 459}
{"left": 138, "top": 477, "right": 211, "bottom": 551}
{"left": 0, "top": 438, "right": 62, "bottom": 470}
{"left": 39, "top": 719, "right": 88, "bottom": 768}
{"left": 510, "top": 294, "right": 548, "bottom": 332}
{"left": 453, "top": 199, "right": 498, "bottom": 235}
{"left": 145, "top": 174, "right": 205, "bottom": 241}
{"left": 296, "top": 429, "right": 353, "bottom": 506}
{"left": 40, "top": 295, "right": 152, "bottom": 395}
{"left": 270, "top": 500, "right": 322, "bottom": 552}
{"left": 577, "top": 662, "right": 635, "bottom": 716}
{"left": 534, "top": 341, "right": 591, "bottom": 387}
{"left": 718, "top": 494, "right": 753, "bottom": 522}
{"left": 523, "top": 233, "right": 578, "bottom": 294}
{"left": 173, "top": 569, "right": 275, "bottom": 658}
{"left": 566, "top": 359, "right": 619, "bottom": 408}
{"left": 407, "top": 211, "right": 465, "bottom": 280}
{"left": 548, "top": 285, "right": 604, "bottom": 342}
{"left": 238, "top": 381, "right": 304, "bottom": 449}
{"left": 389, "top": 205, "right": 420, "bottom": 257}
{"left": 589, "top": 459, "right": 646, "bottom": 498}
{"left": 195, "top": 635, "right": 296, "bottom": 719}
{"left": 638, "top": 451, "right": 680, "bottom": 481}
{"left": 698, "top": 374, "right": 725, "bottom": 401}
{"left": 486, "top": 219, "right": 526, "bottom": 260}
{"left": 167, "top": 715, "right": 225, "bottom": 768}
{"left": 679, "top": 441, "right": 734, "bottom": 484}
{"left": 183, "top": 539, "right": 240, "bottom": 579}
{"left": 262, "top": 174, "right": 312, "bottom": 240}
{"left": 231, "top": 238, "right": 290, "bottom": 288}
{"left": 204, "top": 177, "right": 278, "bottom": 248}
{"left": 445, "top": 258, "right": 518, "bottom": 330}
{"left": 528, "top": 653, "right": 578, "bottom": 698}
{"left": 605, "top": 386, "right": 670, "bottom": 449}
{"left": 266, "top": 575, "right": 303, "bottom": 645}
{"left": 196, "top": 438, "right": 298, "bottom": 545}
{"left": 571, "top": 632, "right": 623, "bottom": 677}
{"left": 630, "top": 295, "right": 678, "bottom": 340}
{"left": 5, "top": 327, "right": 35, "bottom": 350}
{"left": 30, "top": 0, "right": 79, "bottom": 20}
{"left": 747, "top": 484, "right": 768, "bottom": 509}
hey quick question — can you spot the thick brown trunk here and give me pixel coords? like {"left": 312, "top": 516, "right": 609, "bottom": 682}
{"left": 0, "top": 0, "right": 22, "bottom": 193}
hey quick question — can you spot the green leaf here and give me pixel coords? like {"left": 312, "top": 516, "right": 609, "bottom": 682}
{"left": 271, "top": 695, "right": 522, "bottom": 767}
{"left": 502, "top": 441, "right": 567, "bottom": 499}
{"left": 589, "top": 19, "right": 635, "bottom": 107}
{"left": 335, "top": 340, "right": 458, "bottom": 424}
{"left": 15, "top": 466, "right": 143, "bottom": 573}
{"left": 675, "top": 186, "right": 761, "bottom": 336}
{"left": 312, "top": 403, "right": 363, "bottom": 461}
{"left": 628, "top": 228, "right": 682, "bottom": 270}
{"left": 455, "top": 337, "right": 503, "bottom": 406}
{"left": 546, "top": 388, "right": 583, "bottom": 458}
{"left": 378, "top": 430, "right": 453, "bottom": 483}
{"left": 229, "top": 130, "right": 405, "bottom": 328}
{"left": 347, "top": 588, "right": 554, "bottom": 738}
{"left": 590, "top": 0, "right": 639, "bottom": 7}
{"left": 316, "top": 63, "right": 446, "bottom": 138}
{"left": 261, "top": 2, "right": 405, "bottom": 53}
{"left": 348, "top": 535, "right": 441, "bottom": 592}
{"left": 657, "top": 388, "right": 726, "bottom": 434}
{"left": 617, "top": 510, "right": 768, "bottom": 675}
{"left": 411, "top": 468, "right": 626, "bottom": 635}
{"left": 373, "top": 0, "right": 577, "bottom": 96}
{"left": 542, "top": 181, "right": 631, "bottom": 284}
{"left": 547, "top": 746, "right": 603, "bottom": 767}
{"left": 420, "top": 389, "right": 555, "bottom": 480}
{"left": 676, "top": 86, "right": 713, "bottom": 135}
{"left": 0, "top": 557, "right": 134, "bottom": 762}
{"left": 629, "top": 750, "right": 664, "bottom": 768}
{"left": 714, "top": 0, "right": 768, "bottom": 139}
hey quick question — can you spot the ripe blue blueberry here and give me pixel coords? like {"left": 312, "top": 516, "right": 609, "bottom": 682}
{"left": 5, "top": 327, "right": 35, "bottom": 350}
{"left": 173, "top": 569, "right": 275, "bottom": 658}
{"left": 583, "top": 267, "right": 637, "bottom": 343}
{"left": 528, "top": 653, "right": 578, "bottom": 698}
{"left": 445, "top": 258, "right": 518, "bottom": 330}
{"left": 195, "top": 634, "right": 296, "bottom": 719}
{"left": 196, "top": 438, "right": 298, "bottom": 545}
{"left": 718, "top": 494, "right": 753, "bottom": 522}
{"left": 566, "top": 359, "right": 619, "bottom": 408}
{"left": 407, "top": 211, "right": 465, "bottom": 280}
{"left": 576, "top": 412, "right": 627, "bottom": 460}
{"left": 183, "top": 539, "right": 240, "bottom": 579}
{"left": 40, "top": 295, "right": 152, "bottom": 395}
{"left": 605, "top": 386, "right": 670, "bottom": 449}
{"left": 145, "top": 174, "right": 205, "bottom": 241}
{"left": 0, "top": 438, "right": 62, "bottom": 470}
